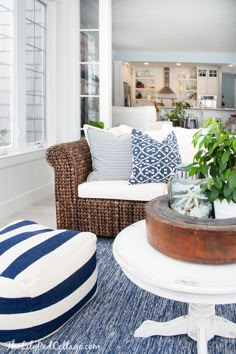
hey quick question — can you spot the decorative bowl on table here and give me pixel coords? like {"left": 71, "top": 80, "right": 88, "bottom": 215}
{"left": 145, "top": 195, "right": 236, "bottom": 265}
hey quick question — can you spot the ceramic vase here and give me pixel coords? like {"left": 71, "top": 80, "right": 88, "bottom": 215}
{"left": 214, "top": 199, "right": 236, "bottom": 219}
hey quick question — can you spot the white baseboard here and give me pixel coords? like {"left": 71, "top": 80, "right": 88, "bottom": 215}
{"left": 0, "top": 183, "right": 54, "bottom": 220}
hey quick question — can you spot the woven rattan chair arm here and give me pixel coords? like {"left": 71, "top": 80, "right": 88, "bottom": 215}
{"left": 46, "top": 139, "right": 92, "bottom": 199}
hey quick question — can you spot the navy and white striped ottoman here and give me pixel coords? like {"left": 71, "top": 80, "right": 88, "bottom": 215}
{"left": 0, "top": 220, "right": 97, "bottom": 347}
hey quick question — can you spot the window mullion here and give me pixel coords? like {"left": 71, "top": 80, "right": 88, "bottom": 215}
{"left": 15, "top": 0, "right": 27, "bottom": 149}
{"left": 25, "top": 0, "right": 47, "bottom": 145}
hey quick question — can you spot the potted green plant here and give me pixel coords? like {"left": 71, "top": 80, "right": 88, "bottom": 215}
{"left": 88, "top": 120, "right": 104, "bottom": 129}
{"left": 188, "top": 117, "right": 236, "bottom": 218}
{"left": 166, "top": 101, "right": 191, "bottom": 126}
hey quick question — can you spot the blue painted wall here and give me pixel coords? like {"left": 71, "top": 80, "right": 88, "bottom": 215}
{"left": 113, "top": 51, "right": 236, "bottom": 64}
{"left": 222, "top": 74, "right": 236, "bottom": 108}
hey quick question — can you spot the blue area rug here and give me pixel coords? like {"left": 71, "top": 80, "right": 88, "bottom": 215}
{"left": 1, "top": 238, "right": 236, "bottom": 354}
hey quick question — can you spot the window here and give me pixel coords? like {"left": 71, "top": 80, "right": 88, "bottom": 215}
{"left": 25, "top": 0, "right": 46, "bottom": 144}
{"left": 198, "top": 69, "right": 207, "bottom": 77}
{"left": 79, "top": 0, "right": 100, "bottom": 131}
{"left": 0, "top": 0, "right": 14, "bottom": 150}
{"left": 209, "top": 69, "right": 217, "bottom": 78}
{"left": 0, "top": 0, "right": 48, "bottom": 155}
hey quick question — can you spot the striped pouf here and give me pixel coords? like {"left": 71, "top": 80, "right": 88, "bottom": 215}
{"left": 0, "top": 220, "right": 97, "bottom": 347}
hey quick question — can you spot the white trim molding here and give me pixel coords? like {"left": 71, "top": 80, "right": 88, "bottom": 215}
{"left": 99, "top": 0, "right": 112, "bottom": 128}
{"left": 0, "top": 183, "right": 54, "bottom": 220}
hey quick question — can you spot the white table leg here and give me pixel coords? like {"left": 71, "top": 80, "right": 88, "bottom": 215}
{"left": 197, "top": 325, "right": 208, "bottom": 354}
{"left": 214, "top": 315, "right": 236, "bottom": 338}
{"left": 134, "top": 303, "right": 236, "bottom": 354}
{"left": 134, "top": 316, "right": 188, "bottom": 338}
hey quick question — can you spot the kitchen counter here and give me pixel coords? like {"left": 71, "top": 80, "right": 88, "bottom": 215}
{"left": 160, "top": 107, "right": 236, "bottom": 111}
{"left": 159, "top": 107, "right": 236, "bottom": 125}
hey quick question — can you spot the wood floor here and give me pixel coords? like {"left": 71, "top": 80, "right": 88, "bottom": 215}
{"left": 0, "top": 194, "right": 57, "bottom": 229}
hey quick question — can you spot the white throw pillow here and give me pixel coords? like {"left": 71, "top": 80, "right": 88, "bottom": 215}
{"left": 109, "top": 124, "right": 133, "bottom": 135}
{"left": 161, "top": 124, "right": 201, "bottom": 163}
{"left": 110, "top": 124, "right": 165, "bottom": 142}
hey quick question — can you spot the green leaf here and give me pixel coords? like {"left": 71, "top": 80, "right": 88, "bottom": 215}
{"left": 233, "top": 189, "right": 236, "bottom": 203}
{"left": 228, "top": 170, "right": 236, "bottom": 190}
{"left": 192, "top": 131, "right": 202, "bottom": 147}
{"left": 208, "top": 142, "right": 219, "bottom": 155}
{"left": 232, "top": 139, "right": 236, "bottom": 152}
{"left": 200, "top": 164, "right": 209, "bottom": 177}
{"left": 88, "top": 120, "right": 104, "bottom": 129}
{"left": 213, "top": 177, "right": 223, "bottom": 190}
{"left": 209, "top": 186, "right": 219, "bottom": 202}
{"left": 207, "top": 177, "right": 213, "bottom": 190}
{"left": 225, "top": 169, "right": 231, "bottom": 180}
{"left": 223, "top": 184, "right": 232, "bottom": 198}
{"left": 210, "top": 164, "right": 218, "bottom": 177}
{"left": 194, "top": 150, "right": 203, "bottom": 162}
{"left": 221, "top": 150, "right": 230, "bottom": 165}
{"left": 188, "top": 166, "right": 199, "bottom": 177}
{"left": 202, "top": 117, "right": 215, "bottom": 128}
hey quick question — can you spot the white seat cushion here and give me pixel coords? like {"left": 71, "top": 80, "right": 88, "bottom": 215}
{"left": 78, "top": 180, "right": 168, "bottom": 202}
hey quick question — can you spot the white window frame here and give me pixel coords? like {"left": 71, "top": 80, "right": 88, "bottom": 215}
{"left": 25, "top": 0, "right": 47, "bottom": 145}
{"left": 0, "top": 0, "right": 15, "bottom": 154}
{"left": 0, "top": 0, "right": 56, "bottom": 159}
{"left": 78, "top": 0, "right": 112, "bottom": 137}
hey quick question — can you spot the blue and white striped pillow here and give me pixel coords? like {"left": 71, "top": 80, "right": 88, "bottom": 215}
{"left": 84, "top": 124, "right": 132, "bottom": 181}
{"left": 0, "top": 220, "right": 97, "bottom": 346}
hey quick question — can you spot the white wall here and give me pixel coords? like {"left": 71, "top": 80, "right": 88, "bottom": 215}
{"left": 0, "top": 150, "right": 54, "bottom": 219}
{"left": 56, "top": 0, "right": 79, "bottom": 143}
{"left": 113, "top": 51, "right": 236, "bottom": 65}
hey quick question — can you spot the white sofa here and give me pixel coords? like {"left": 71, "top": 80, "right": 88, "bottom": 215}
{"left": 46, "top": 124, "right": 199, "bottom": 237}
{"left": 80, "top": 124, "right": 198, "bottom": 203}
{"left": 112, "top": 105, "right": 172, "bottom": 131}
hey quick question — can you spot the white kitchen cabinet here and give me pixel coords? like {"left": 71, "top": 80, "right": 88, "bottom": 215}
{"left": 197, "top": 67, "right": 219, "bottom": 95}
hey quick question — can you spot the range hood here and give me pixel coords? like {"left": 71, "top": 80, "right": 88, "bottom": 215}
{"left": 157, "top": 67, "right": 176, "bottom": 99}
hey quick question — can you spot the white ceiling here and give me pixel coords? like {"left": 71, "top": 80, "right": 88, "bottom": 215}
{"left": 112, "top": 0, "right": 236, "bottom": 53}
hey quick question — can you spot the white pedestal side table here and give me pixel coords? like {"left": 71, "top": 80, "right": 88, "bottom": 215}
{"left": 113, "top": 220, "right": 236, "bottom": 354}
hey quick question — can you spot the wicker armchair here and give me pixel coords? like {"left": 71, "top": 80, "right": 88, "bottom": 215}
{"left": 46, "top": 140, "right": 146, "bottom": 237}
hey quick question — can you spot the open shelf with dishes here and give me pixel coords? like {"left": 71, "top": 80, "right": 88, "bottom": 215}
{"left": 178, "top": 78, "right": 197, "bottom": 105}
{"left": 135, "top": 73, "right": 156, "bottom": 101}
{"left": 178, "top": 79, "right": 197, "bottom": 91}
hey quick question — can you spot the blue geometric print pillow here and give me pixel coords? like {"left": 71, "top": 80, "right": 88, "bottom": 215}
{"left": 128, "top": 129, "right": 182, "bottom": 184}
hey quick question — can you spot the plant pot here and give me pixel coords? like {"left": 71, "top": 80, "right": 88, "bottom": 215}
{"left": 171, "top": 119, "right": 179, "bottom": 127}
{"left": 214, "top": 199, "right": 236, "bottom": 219}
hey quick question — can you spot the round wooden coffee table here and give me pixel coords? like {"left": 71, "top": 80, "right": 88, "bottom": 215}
{"left": 113, "top": 220, "right": 236, "bottom": 354}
